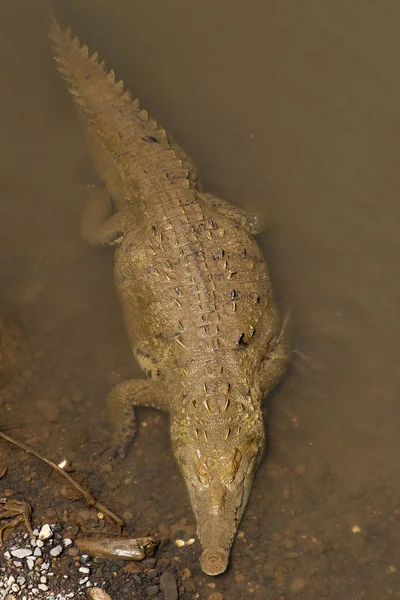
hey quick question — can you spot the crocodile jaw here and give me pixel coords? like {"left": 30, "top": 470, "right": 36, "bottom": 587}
{"left": 172, "top": 414, "right": 265, "bottom": 575}
{"left": 196, "top": 473, "right": 256, "bottom": 576}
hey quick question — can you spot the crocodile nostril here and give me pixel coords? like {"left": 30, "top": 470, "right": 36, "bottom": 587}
{"left": 200, "top": 546, "right": 229, "bottom": 576}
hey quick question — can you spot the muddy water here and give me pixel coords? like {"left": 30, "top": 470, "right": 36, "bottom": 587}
{"left": 1, "top": 0, "right": 400, "bottom": 598}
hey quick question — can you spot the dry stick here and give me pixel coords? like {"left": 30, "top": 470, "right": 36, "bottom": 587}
{"left": 0, "top": 429, "right": 124, "bottom": 533}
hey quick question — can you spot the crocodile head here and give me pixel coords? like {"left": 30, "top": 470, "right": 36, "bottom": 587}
{"left": 171, "top": 408, "right": 265, "bottom": 575}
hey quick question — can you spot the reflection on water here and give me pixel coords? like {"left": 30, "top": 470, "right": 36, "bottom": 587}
{"left": 1, "top": 0, "right": 399, "bottom": 597}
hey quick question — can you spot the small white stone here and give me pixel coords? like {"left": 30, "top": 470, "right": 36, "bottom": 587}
{"left": 11, "top": 583, "right": 20, "bottom": 592}
{"left": 4, "top": 550, "right": 11, "bottom": 559}
{"left": 34, "top": 547, "right": 42, "bottom": 557}
{"left": 79, "top": 567, "right": 90, "bottom": 574}
{"left": 352, "top": 525, "right": 361, "bottom": 534}
{"left": 186, "top": 538, "right": 196, "bottom": 545}
{"left": 36, "top": 539, "right": 44, "bottom": 548}
{"left": 7, "top": 575, "right": 16, "bottom": 586}
{"left": 30, "top": 539, "right": 37, "bottom": 547}
{"left": 63, "top": 538, "right": 73, "bottom": 547}
{"left": 38, "top": 524, "right": 53, "bottom": 541}
{"left": 11, "top": 548, "right": 32, "bottom": 559}
{"left": 17, "top": 575, "right": 26, "bottom": 585}
{"left": 78, "top": 577, "right": 89, "bottom": 585}
{"left": 38, "top": 584, "right": 49, "bottom": 591}
{"left": 49, "top": 545, "right": 63, "bottom": 557}
{"left": 41, "top": 562, "right": 50, "bottom": 570}
{"left": 32, "top": 528, "right": 39, "bottom": 536}
{"left": 13, "top": 561, "right": 23, "bottom": 568}
{"left": 40, "top": 576, "right": 47, "bottom": 584}
{"left": 27, "top": 557, "right": 35, "bottom": 570}
{"left": 175, "top": 539, "right": 185, "bottom": 547}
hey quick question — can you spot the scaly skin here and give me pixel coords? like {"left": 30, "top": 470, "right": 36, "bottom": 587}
{"left": 50, "top": 19, "right": 291, "bottom": 576}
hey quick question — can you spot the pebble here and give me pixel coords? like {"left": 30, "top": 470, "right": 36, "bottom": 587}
{"left": 88, "top": 589, "right": 113, "bottom": 600}
{"left": 35, "top": 399, "right": 61, "bottom": 422}
{"left": 123, "top": 563, "right": 142, "bottom": 575}
{"left": 79, "top": 567, "right": 90, "bottom": 574}
{"left": 147, "top": 568, "right": 158, "bottom": 579}
{"left": 71, "top": 389, "right": 84, "bottom": 403}
{"left": 10, "top": 548, "right": 32, "bottom": 559}
{"left": 146, "top": 585, "right": 160, "bottom": 596}
{"left": 38, "top": 524, "right": 53, "bottom": 541}
{"left": 33, "top": 547, "right": 42, "bottom": 557}
{"left": 63, "top": 538, "right": 73, "bottom": 547}
{"left": 159, "top": 571, "right": 178, "bottom": 600}
{"left": 181, "top": 567, "right": 192, "bottom": 580}
{"left": 141, "top": 558, "right": 157, "bottom": 569}
{"left": 49, "top": 545, "right": 63, "bottom": 557}
{"left": 122, "top": 511, "right": 133, "bottom": 520}
{"left": 80, "top": 553, "right": 91, "bottom": 563}
{"left": 291, "top": 577, "right": 307, "bottom": 592}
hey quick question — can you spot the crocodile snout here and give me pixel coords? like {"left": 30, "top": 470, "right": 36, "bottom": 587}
{"left": 200, "top": 545, "right": 229, "bottom": 576}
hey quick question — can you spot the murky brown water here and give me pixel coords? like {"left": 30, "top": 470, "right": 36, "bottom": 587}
{"left": 1, "top": 1, "right": 400, "bottom": 598}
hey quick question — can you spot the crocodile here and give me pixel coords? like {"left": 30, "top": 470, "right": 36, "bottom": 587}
{"left": 49, "top": 18, "right": 291, "bottom": 576}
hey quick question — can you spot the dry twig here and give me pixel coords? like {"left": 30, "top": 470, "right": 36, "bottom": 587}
{"left": 0, "top": 429, "right": 124, "bottom": 533}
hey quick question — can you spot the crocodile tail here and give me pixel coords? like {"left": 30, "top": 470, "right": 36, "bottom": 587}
{"left": 48, "top": 16, "right": 142, "bottom": 120}
{"left": 49, "top": 16, "right": 199, "bottom": 190}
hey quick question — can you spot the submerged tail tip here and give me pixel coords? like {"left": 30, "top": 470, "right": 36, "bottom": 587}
{"left": 200, "top": 546, "right": 229, "bottom": 576}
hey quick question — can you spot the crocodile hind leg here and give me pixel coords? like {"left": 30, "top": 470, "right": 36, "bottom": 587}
{"left": 258, "top": 311, "right": 292, "bottom": 397}
{"left": 107, "top": 379, "right": 168, "bottom": 458}
{"left": 197, "top": 192, "right": 267, "bottom": 235}
{"left": 81, "top": 185, "right": 137, "bottom": 246}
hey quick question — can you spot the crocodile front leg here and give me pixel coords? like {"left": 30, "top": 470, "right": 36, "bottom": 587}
{"left": 107, "top": 379, "right": 168, "bottom": 458}
{"left": 197, "top": 192, "right": 267, "bottom": 235}
{"left": 81, "top": 185, "right": 137, "bottom": 246}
